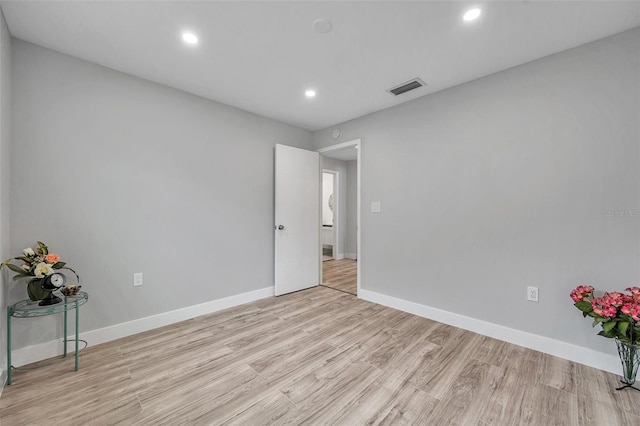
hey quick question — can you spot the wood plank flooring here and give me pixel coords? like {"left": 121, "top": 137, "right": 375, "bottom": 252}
{"left": 1, "top": 286, "right": 639, "bottom": 425}
{"left": 322, "top": 259, "right": 357, "bottom": 295}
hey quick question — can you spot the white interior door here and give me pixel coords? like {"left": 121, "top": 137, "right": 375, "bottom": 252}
{"left": 275, "top": 144, "right": 320, "bottom": 296}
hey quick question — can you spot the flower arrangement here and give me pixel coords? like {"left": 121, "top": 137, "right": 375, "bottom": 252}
{"left": 1, "top": 241, "right": 79, "bottom": 301}
{"left": 570, "top": 285, "right": 640, "bottom": 345}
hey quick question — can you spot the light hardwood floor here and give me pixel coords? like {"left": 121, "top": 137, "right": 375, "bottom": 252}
{"left": 1, "top": 286, "right": 639, "bottom": 425}
{"left": 322, "top": 259, "right": 357, "bottom": 295}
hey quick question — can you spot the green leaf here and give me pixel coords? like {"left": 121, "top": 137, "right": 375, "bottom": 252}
{"left": 575, "top": 301, "right": 593, "bottom": 313}
{"left": 591, "top": 315, "right": 607, "bottom": 327}
{"left": 598, "top": 327, "right": 618, "bottom": 338}
{"left": 12, "top": 273, "right": 31, "bottom": 281}
{"left": 6, "top": 263, "right": 27, "bottom": 274}
{"left": 620, "top": 314, "right": 634, "bottom": 323}
{"left": 617, "top": 321, "right": 630, "bottom": 335}
{"left": 16, "top": 256, "right": 34, "bottom": 263}
{"left": 27, "top": 279, "right": 47, "bottom": 301}
{"left": 37, "top": 241, "right": 48, "bottom": 255}
{"left": 52, "top": 262, "right": 66, "bottom": 269}
{"left": 603, "top": 321, "right": 617, "bottom": 333}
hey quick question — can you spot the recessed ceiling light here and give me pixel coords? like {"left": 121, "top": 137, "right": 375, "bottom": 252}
{"left": 313, "top": 18, "right": 333, "bottom": 34}
{"left": 305, "top": 89, "right": 316, "bottom": 98}
{"left": 182, "top": 32, "right": 198, "bottom": 45}
{"left": 463, "top": 8, "right": 482, "bottom": 22}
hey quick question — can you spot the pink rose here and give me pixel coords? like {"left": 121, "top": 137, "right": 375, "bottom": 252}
{"left": 44, "top": 253, "right": 60, "bottom": 264}
{"left": 621, "top": 303, "right": 640, "bottom": 322}
{"left": 592, "top": 297, "right": 618, "bottom": 318}
{"left": 607, "top": 292, "right": 625, "bottom": 306}
{"left": 570, "top": 285, "right": 595, "bottom": 302}
{"left": 603, "top": 305, "right": 618, "bottom": 317}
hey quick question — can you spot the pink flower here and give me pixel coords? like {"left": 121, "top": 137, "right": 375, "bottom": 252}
{"left": 591, "top": 296, "right": 618, "bottom": 318}
{"left": 626, "top": 287, "right": 640, "bottom": 296}
{"left": 606, "top": 292, "right": 625, "bottom": 306}
{"left": 604, "top": 305, "right": 617, "bottom": 317}
{"left": 44, "top": 253, "right": 60, "bottom": 264}
{"left": 570, "top": 285, "right": 595, "bottom": 302}
{"left": 621, "top": 303, "right": 640, "bottom": 322}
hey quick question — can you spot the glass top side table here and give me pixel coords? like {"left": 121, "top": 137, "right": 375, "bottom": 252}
{"left": 7, "top": 291, "right": 89, "bottom": 385}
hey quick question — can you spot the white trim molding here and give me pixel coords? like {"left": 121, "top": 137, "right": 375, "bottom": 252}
{"left": 10, "top": 287, "right": 274, "bottom": 368}
{"left": 359, "top": 288, "right": 620, "bottom": 375}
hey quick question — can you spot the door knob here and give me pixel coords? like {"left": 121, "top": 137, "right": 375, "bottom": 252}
{"left": 277, "top": 225, "right": 285, "bottom": 230}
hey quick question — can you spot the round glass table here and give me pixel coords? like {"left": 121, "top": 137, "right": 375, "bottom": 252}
{"left": 6, "top": 291, "right": 89, "bottom": 385}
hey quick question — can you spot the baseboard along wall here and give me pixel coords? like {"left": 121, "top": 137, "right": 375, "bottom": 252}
{"left": 358, "top": 288, "right": 620, "bottom": 375}
{"left": 10, "top": 287, "right": 274, "bottom": 368}
{"left": 10, "top": 285, "right": 619, "bottom": 376}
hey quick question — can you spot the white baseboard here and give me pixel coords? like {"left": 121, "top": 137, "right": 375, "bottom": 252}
{"left": 359, "top": 289, "right": 620, "bottom": 375}
{"left": 10, "top": 286, "right": 621, "bottom": 376}
{"left": 11, "top": 287, "right": 274, "bottom": 368}
{"left": 345, "top": 253, "right": 357, "bottom": 260}
{"left": 335, "top": 253, "right": 345, "bottom": 260}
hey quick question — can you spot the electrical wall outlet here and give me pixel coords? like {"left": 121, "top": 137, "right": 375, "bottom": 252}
{"left": 527, "top": 286, "right": 539, "bottom": 302}
{"left": 371, "top": 201, "right": 381, "bottom": 213}
{"left": 134, "top": 272, "right": 143, "bottom": 287}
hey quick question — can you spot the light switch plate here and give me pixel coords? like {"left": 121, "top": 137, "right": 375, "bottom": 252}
{"left": 527, "top": 286, "right": 539, "bottom": 302}
{"left": 371, "top": 202, "right": 381, "bottom": 213}
{"left": 134, "top": 273, "right": 143, "bottom": 287}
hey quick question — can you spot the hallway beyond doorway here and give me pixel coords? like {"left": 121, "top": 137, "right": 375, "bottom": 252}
{"left": 321, "top": 259, "right": 356, "bottom": 295}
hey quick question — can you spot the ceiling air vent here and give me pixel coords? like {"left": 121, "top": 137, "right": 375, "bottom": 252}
{"left": 387, "top": 78, "right": 426, "bottom": 96}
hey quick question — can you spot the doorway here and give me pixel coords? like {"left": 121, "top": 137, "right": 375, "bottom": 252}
{"left": 321, "top": 170, "right": 337, "bottom": 261}
{"left": 317, "top": 139, "right": 361, "bottom": 296}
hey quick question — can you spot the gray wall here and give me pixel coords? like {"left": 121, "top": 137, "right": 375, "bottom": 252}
{"left": 9, "top": 40, "right": 312, "bottom": 349}
{"left": 0, "top": 10, "right": 11, "bottom": 383}
{"left": 313, "top": 28, "right": 640, "bottom": 355}
{"left": 321, "top": 156, "right": 348, "bottom": 258}
{"left": 346, "top": 160, "right": 357, "bottom": 259}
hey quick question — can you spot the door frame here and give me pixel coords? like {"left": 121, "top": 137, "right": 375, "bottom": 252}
{"left": 316, "top": 138, "right": 361, "bottom": 295}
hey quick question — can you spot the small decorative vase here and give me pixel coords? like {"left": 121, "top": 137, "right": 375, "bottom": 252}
{"left": 615, "top": 338, "right": 640, "bottom": 391}
{"left": 27, "top": 279, "right": 47, "bottom": 302}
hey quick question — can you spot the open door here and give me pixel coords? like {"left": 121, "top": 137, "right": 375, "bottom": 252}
{"left": 274, "top": 144, "right": 320, "bottom": 296}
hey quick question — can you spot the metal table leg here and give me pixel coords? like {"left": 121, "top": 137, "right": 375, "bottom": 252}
{"left": 75, "top": 299, "right": 79, "bottom": 371}
{"left": 6, "top": 308, "right": 11, "bottom": 385}
{"left": 63, "top": 298, "right": 68, "bottom": 358}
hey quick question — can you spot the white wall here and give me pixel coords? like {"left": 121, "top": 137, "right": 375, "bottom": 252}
{"left": 0, "top": 9, "right": 11, "bottom": 386}
{"left": 313, "top": 28, "right": 640, "bottom": 368}
{"left": 9, "top": 40, "right": 312, "bottom": 351}
{"left": 346, "top": 160, "right": 357, "bottom": 259}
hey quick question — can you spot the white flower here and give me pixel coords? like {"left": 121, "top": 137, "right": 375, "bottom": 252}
{"left": 23, "top": 247, "right": 35, "bottom": 257}
{"left": 21, "top": 264, "right": 30, "bottom": 271}
{"left": 34, "top": 262, "right": 54, "bottom": 278}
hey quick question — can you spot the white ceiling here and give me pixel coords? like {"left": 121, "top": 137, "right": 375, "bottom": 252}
{"left": 2, "top": 1, "right": 639, "bottom": 131}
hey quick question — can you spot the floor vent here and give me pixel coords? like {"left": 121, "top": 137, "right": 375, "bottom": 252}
{"left": 387, "top": 78, "right": 426, "bottom": 96}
